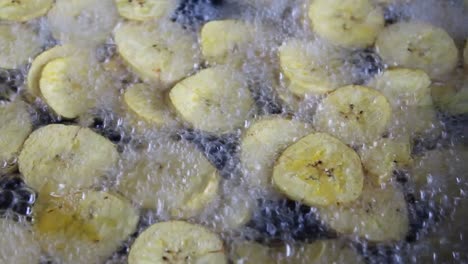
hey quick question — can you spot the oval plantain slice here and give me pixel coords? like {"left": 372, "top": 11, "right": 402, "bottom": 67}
{"left": 0, "top": 100, "right": 32, "bottom": 174}
{"left": 0, "top": 0, "right": 53, "bottom": 21}
{"left": 272, "top": 133, "right": 364, "bottom": 207}
{"left": 358, "top": 136, "right": 412, "bottom": 184}
{"left": 47, "top": 0, "right": 118, "bottom": 45}
{"left": 313, "top": 85, "right": 392, "bottom": 146}
{"left": 240, "top": 116, "right": 313, "bottom": 190}
{"left": 367, "top": 68, "right": 432, "bottom": 107}
{"left": 169, "top": 66, "right": 254, "bottom": 134}
{"left": 128, "top": 221, "right": 227, "bottom": 264}
{"left": 0, "top": 23, "right": 41, "bottom": 69}
{"left": 118, "top": 140, "right": 220, "bottom": 219}
{"left": 278, "top": 39, "right": 353, "bottom": 97}
{"left": 115, "top": 0, "right": 175, "bottom": 21}
{"left": 27, "top": 45, "right": 81, "bottom": 98}
{"left": 375, "top": 21, "right": 458, "bottom": 80}
{"left": 308, "top": 0, "right": 384, "bottom": 48}
{"left": 114, "top": 21, "right": 199, "bottom": 87}
{"left": 200, "top": 19, "right": 254, "bottom": 65}
{"left": 0, "top": 219, "right": 41, "bottom": 264}
{"left": 18, "top": 124, "right": 119, "bottom": 195}
{"left": 39, "top": 57, "right": 96, "bottom": 119}
{"left": 34, "top": 191, "right": 139, "bottom": 264}
{"left": 317, "top": 182, "right": 409, "bottom": 242}
{"left": 123, "top": 83, "right": 178, "bottom": 129}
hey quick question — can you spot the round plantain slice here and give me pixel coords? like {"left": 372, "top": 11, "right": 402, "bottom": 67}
{"left": 0, "top": 23, "right": 41, "bottom": 69}
{"left": 358, "top": 137, "right": 412, "bottom": 184}
{"left": 0, "top": 100, "right": 32, "bottom": 174}
{"left": 18, "top": 124, "right": 119, "bottom": 195}
{"left": 123, "top": 83, "right": 177, "bottom": 128}
{"left": 308, "top": 0, "right": 384, "bottom": 48}
{"left": 169, "top": 66, "right": 254, "bottom": 134}
{"left": 313, "top": 85, "right": 392, "bottom": 146}
{"left": 272, "top": 133, "right": 364, "bottom": 207}
{"left": 115, "top": 0, "right": 175, "bottom": 21}
{"left": 39, "top": 57, "right": 97, "bottom": 119}
{"left": 34, "top": 191, "right": 139, "bottom": 264}
{"left": 128, "top": 221, "right": 227, "bottom": 264}
{"left": 200, "top": 19, "right": 254, "bottom": 65}
{"left": 278, "top": 39, "right": 352, "bottom": 97}
{"left": 367, "top": 68, "right": 432, "bottom": 107}
{"left": 317, "top": 182, "right": 409, "bottom": 242}
{"left": 47, "top": 0, "right": 118, "bottom": 45}
{"left": 240, "top": 116, "right": 313, "bottom": 190}
{"left": 375, "top": 22, "right": 458, "bottom": 80}
{"left": 118, "top": 140, "right": 220, "bottom": 219}
{"left": 27, "top": 45, "right": 81, "bottom": 98}
{"left": 0, "top": 219, "right": 41, "bottom": 264}
{"left": 0, "top": 0, "right": 53, "bottom": 21}
{"left": 114, "top": 21, "right": 199, "bottom": 87}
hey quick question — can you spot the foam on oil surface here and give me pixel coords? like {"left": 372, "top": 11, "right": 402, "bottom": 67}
{"left": 1, "top": 0, "right": 467, "bottom": 263}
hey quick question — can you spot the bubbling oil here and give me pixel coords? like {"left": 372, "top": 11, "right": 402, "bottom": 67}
{"left": 0, "top": 0, "right": 467, "bottom": 263}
